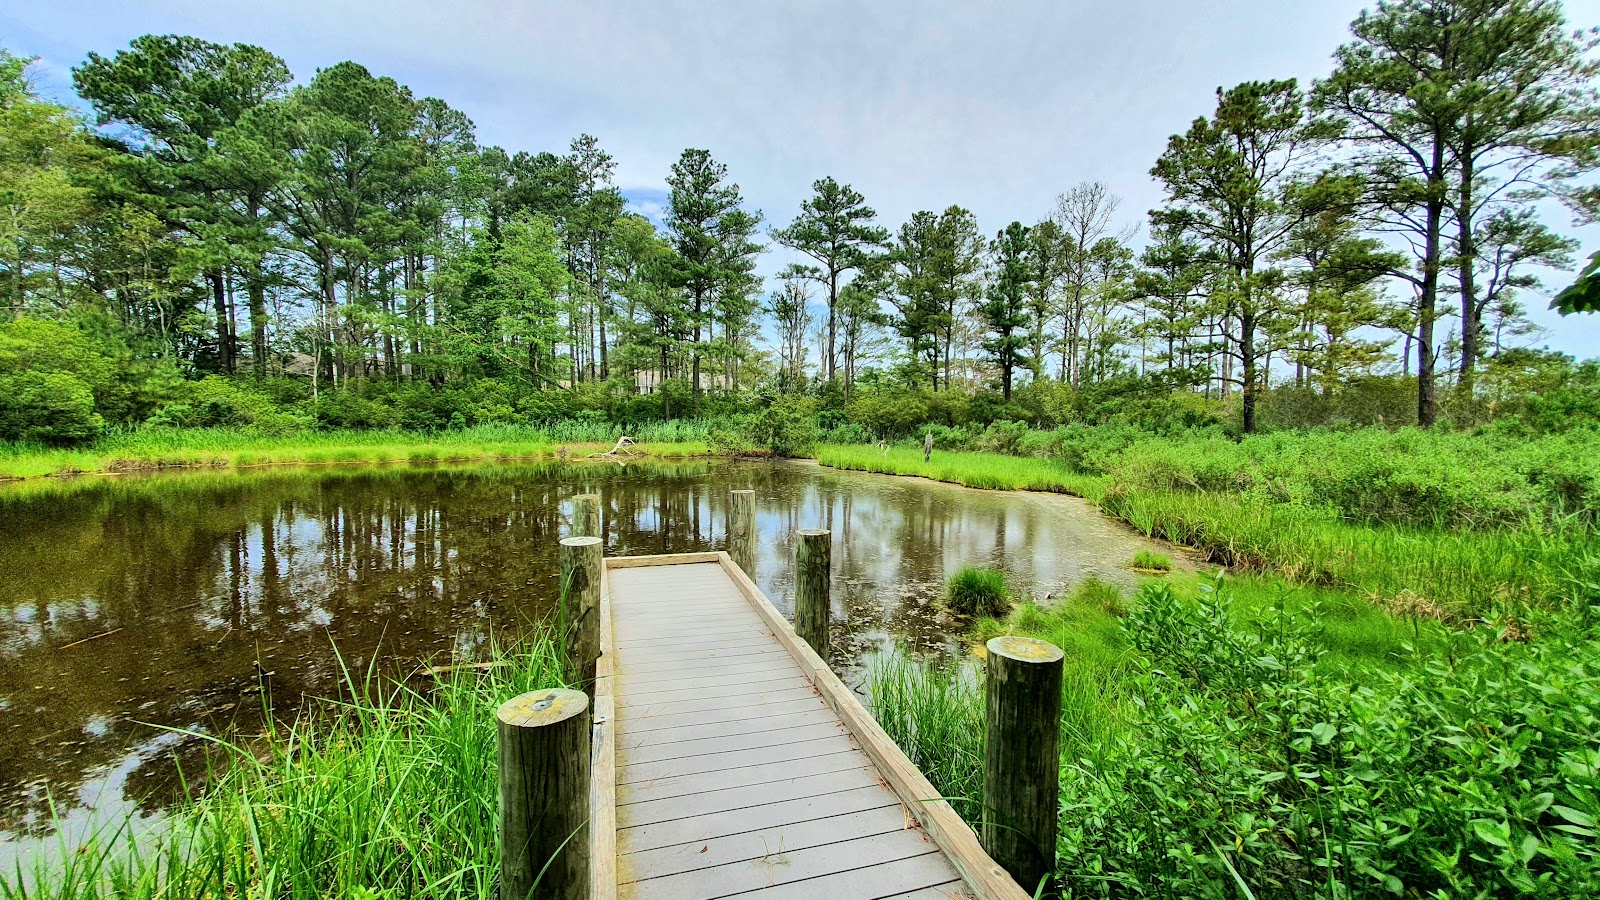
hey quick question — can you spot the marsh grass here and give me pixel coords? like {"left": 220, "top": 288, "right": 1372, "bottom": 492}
{"left": 946, "top": 566, "right": 1011, "bottom": 617}
{"left": 0, "top": 422, "right": 722, "bottom": 481}
{"left": 1, "top": 634, "right": 570, "bottom": 900}
{"left": 820, "top": 443, "right": 1591, "bottom": 612}
{"left": 1129, "top": 549, "right": 1172, "bottom": 572}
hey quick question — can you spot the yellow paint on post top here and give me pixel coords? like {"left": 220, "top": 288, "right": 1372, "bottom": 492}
{"left": 497, "top": 689, "right": 589, "bottom": 728}
{"left": 986, "top": 636, "right": 1065, "bottom": 664}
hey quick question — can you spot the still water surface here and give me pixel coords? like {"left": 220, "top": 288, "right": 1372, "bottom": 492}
{"left": 0, "top": 458, "right": 1177, "bottom": 853}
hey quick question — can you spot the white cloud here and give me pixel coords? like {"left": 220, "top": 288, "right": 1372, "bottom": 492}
{"left": 6, "top": 0, "right": 1599, "bottom": 356}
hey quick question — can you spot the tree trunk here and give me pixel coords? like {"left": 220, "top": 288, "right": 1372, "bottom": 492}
{"left": 210, "top": 270, "right": 235, "bottom": 374}
{"left": 248, "top": 262, "right": 268, "bottom": 380}
{"left": 1418, "top": 158, "right": 1445, "bottom": 428}
{"left": 1457, "top": 153, "right": 1478, "bottom": 392}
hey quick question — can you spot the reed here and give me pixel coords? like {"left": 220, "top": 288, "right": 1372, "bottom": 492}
{"left": 1, "top": 635, "right": 569, "bottom": 900}
{"left": 0, "top": 424, "right": 720, "bottom": 481}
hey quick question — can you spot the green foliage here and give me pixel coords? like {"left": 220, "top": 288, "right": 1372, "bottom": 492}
{"left": 1554, "top": 250, "right": 1600, "bottom": 315}
{"left": 874, "top": 577, "right": 1600, "bottom": 898}
{"left": 1129, "top": 549, "right": 1171, "bottom": 572}
{"left": 0, "top": 371, "right": 103, "bottom": 444}
{"left": 946, "top": 565, "right": 1011, "bottom": 616}
{"left": 2, "top": 637, "right": 569, "bottom": 899}
{"left": 747, "top": 395, "right": 820, "bottom": 457}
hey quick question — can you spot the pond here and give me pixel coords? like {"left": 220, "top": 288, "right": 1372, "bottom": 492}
{"left": 0, "top": 458, "right": 1181, "bottom": 858}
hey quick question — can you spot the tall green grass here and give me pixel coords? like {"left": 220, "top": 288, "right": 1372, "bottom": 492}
{"left": 945, "top": 566, "right": 1011, "bottom": 616}
{"left": 820, "top": 443, "right": 1592, "bottom": 612}
{"left": 0, "top": 422, "right": 722, "bottom": 480}
{"left": 2, "top": 636, "right": 569, "bottom": 900}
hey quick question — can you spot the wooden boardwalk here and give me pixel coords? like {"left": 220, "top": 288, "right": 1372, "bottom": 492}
{"left": 591, "top": 552, "right": 1028, "bottom": 900}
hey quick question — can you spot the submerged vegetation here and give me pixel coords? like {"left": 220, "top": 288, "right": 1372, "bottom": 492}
{"left": 1, "top": 637, "right": 568, "bottom": 900}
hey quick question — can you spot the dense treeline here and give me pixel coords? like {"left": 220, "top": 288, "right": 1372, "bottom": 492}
{"left": 3, "top": 0, "right": 1599, "bottom": 446}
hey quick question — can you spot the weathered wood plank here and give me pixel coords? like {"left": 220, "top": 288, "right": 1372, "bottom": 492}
{"left": 730, "top": 851, "right": 957, "bottom": 898}
{"left": 620, "top": 647, "right": 793, "bottom": 678}
{"left": 621, "top": 695, "right": 828, "bottom": 734}
{"left": 614, "top": 672, "right": 814, "bottom": 706}
{"left": 615, "top": 660, "right": 809, "bottom": 695}
{"left": 615, "top": 734, "right": 861, "bottom": 785}
{"left": 615, "top": 672, "right": 809, "bottom": 703}
{"left": 618, "top": 719, "right": 846, "bottom": 766}
{"left": 619, "top": 804, "right": 911, "bottom": 883}
{"left": 618, "top": 705, "right": 839, "bottom": 747}
{"left": 616, "top": 684, "right": 821, "bottom": 720}
{"left": 618, "top": 765, "right": 883, "bottom": 828}
{"left": 616, "top": 784, "right": 898, "bottom": 854}
{"left": 624, "top": 831, "right": 942, "bottom": 899}
{"left": 883, "top": 880, "right": 974, "bottom": 898}
{"left": 617, "top": 748, "right": 868, "bottom": 806}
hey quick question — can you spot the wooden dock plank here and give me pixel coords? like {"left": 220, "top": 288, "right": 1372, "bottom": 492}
{"left": 618, "top": 765, "right": 883, "bottom": 828}
{"left": 623, "top": 832, "right": 944, "bottom": 899}
{"left": 617, "top": 748, "right": 868, "bottom": 806}
{"left": 615, "top": 734, "right": 862, "bottom": 785}
{"left": 732, "top": 852, "right": 961, "bottom": 899}
{"left": 620, "top": 805, "right": 914, "bottom": 883}
{"left": 604, "top": 556, "right": 1006, "bottom": 900}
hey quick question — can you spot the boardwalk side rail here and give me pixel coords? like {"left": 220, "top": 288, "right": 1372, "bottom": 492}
{"left": 589, "top": 558, "right": 618, "bottom": 900}
{"left": 598, "top": 551, "right": 1030, "bottom": 900}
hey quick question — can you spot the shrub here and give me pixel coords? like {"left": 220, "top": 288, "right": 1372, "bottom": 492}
{"left": 749, "top": 395, "right": 819, "bottom": 457}
{"left": 947, "top": 566, "right": 1010, "bottom": 616}
{"left": 0, "top": 370, "right": 103, "bottom": 444}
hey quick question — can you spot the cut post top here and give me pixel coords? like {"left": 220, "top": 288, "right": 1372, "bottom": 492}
{"left": 986, "top": 636, "right": 1064, "bottom": 664}
{"left": 797, "top": 528, "right": 830, "bottom": 538}
{"left": 497, "top": 689, "right": 589, "bottom": 729}
{"left": 560, "top": 535, "right": 602, "bottom": 549}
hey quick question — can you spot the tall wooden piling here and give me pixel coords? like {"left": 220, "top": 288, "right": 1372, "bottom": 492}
{"left": 727, "top": 490, "right": 755, "bottom": 576}
{"left": 560, "top": 536, "right": 603, "bottom": 685}
{"left": 570, "top": 493, "right": 600, "bottom": 539}
{"left": 498, "top": 688, "right": 591, "bottom": 900}
{"left": 983, "top": 636, "right": 1064, "bottom": 893}
{"left": 794, "top": 529, "right": 831, "bottom": 658}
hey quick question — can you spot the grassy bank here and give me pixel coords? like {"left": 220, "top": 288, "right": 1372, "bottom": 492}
{"left": 0, "top": 422, "right": 723, "bottom": 481}
{"left": 869, "top": 572, "right": 1600, "bottom": 898}
{"left": 819, "top": 444, "right": 1592, "bottom": 613}
{"left": 2, "top": 637, "right": 569, "bottom": 899}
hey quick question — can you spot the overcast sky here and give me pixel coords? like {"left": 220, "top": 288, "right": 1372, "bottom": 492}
{"left": 4, "top": 0, "right": 1599, "bottom": 359}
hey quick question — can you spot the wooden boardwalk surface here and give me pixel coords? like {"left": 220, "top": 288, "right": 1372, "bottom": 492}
{"left": 593, "top": 552, "right": 1029, "bottom": 900}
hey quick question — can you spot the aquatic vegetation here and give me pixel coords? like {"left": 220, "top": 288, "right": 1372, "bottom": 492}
{"left": 946, "top": 565, "right": 1011, "bottom": 617}
{"left": 1129, "top": 549, "right": 1171, "bottom": 572}
{"left": 1, "top": 637, "right": 568, "bottom": 900}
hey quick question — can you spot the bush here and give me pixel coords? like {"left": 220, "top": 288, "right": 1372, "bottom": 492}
{"left": 947, "top": 566, "right": 1010, "bottom": 616}
{"left": 0, "top": 370, "right": 104, "bottom": 444}
{"left": 846, "top": 389, "right": 931, "bottom": 438}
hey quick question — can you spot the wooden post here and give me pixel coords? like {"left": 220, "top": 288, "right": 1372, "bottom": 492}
{"left": 728, "top": 490, "right": 755, "bottom": 576}
{"left": 570, "top": 493, "right": 600, "bottom": 539}
{"left": 794, "top": 529, "right": 831, "bottom": 658}
{"left": 923, "top": 431, "right": 933, "bottom": 462}
{"left": 983, "top": 636, "right": 1064, "bottom": 893}
{"left": 560, "top": 536, "right": 603, "bottom": 685}
{"left": 498, "top": 688, "right": 591, "bottom": 900}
